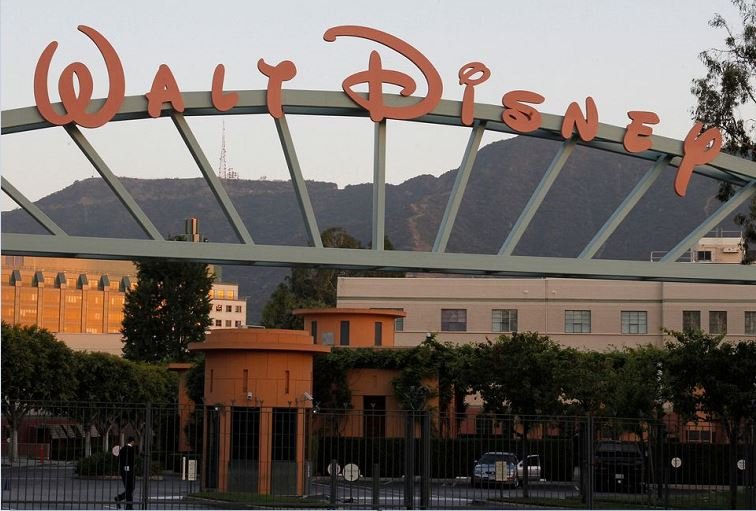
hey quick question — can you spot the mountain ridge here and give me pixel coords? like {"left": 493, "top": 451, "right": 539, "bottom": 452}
{"left": 3, "top": 136, "right": 731, "bottom": 322}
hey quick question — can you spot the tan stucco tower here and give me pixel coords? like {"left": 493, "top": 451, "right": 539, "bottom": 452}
{"left": 189, "top": 329, "right": 329, "bottom": 495}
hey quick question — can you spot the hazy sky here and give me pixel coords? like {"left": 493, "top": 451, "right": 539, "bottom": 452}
{"left": 0, "top": 0, "right": 743, "bottom": 210}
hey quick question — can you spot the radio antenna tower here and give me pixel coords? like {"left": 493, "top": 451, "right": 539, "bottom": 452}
{"left": 218, "top": 120, "right": 239, "bottom": 180}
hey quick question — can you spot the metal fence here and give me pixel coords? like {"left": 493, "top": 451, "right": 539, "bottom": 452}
{"left": 2, "top": 402, "right": 755, "bottom": 509}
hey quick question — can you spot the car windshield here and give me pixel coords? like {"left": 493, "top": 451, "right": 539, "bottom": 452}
{"left": 479, "top": 453, "right": 516, "bottom": 464}
{"left": 595, "top": 442, "right": 641, "bottom": 457}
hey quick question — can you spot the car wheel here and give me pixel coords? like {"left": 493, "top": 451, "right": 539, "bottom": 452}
{"left": 513, "top": 478, "right": 520, "bottom": 488}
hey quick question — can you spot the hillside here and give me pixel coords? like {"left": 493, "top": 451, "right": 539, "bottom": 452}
{"left": 2, "top": 136, "right": 730, "bottom": 322}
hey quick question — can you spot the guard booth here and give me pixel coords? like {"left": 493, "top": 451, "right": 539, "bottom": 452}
{"left": 189, "top": 328, "right": 329, "bottom": 495}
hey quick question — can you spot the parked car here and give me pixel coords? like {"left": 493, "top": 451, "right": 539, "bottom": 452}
{"left": 516, "top": 454, "right": 542, "bottom": 483}
{"left": 471, "top": 452, "right": 518, "bottom": 487}
{"left": 472, "top": 452, "right": 542, "bottom": 487}
{"left": 593, "top": 441, "right": 644, "bottom": 493}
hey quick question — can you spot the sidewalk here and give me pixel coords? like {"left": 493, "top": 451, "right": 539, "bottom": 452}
{"left": 2, "top": 458, "right": 75, "bottom": 469}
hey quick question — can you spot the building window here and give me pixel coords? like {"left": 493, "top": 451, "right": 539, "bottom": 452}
{"left": 235, "top": 320, "right": 242, "bottom": 327}
{"left": 310, "top": 321, "right": 318, "bottom": 343}
{"left": 215, "top": 304, "right": 222, "bottom": 312}
{"left": 746, "top": 312, "right": 756, "bottom": 335}
{"left": 225, "top": 320, "right": 232, "bottom": 327}
{"left": 441, "top": 309, "right": 467, "bottom": 331}
{"left": 235, "top": 305, "right": 242, "bottom": 313}
{"left": 231, "top": 408, "right": 259, "bottom": 462}
{"left": 272, "top": 409, "right": 297, "bottom": 462}
{"left": 216, "top": 290, "right": 224, "bottom": 299}
{"left": 374, "top": 322, "right": 382, "bottom": 346}
{"left": 621, "top": 311, "right": 647, "bottom": 334}
{"left": 696, "top": 250, "right": 712, "bottom": 262}
{"left": 395, "top": 317, "right": 404, "bottom": 332}
{"left": 363, "top": 396, "right": 386, "bottom": 438}
{"left": 215, "top": 320, "right": 222, "bottom": 327}
{"left": 687, "top": 429, "right": 713, "bottom": 443}
{"left": 226, "top": 305, "right": 232, "bottom": 313}
{"left": 682, "top": 310, "right": 701, "bottom": 331}
{"left": 492, "top": 309, "right": 518, "bottom": 332}
{"left": 709, "top": 311, "right": 727, "bottom": 334}
{"left": 242, "top": 369, "right": 248, "bottom": 393}
{"left": 565, "top": 310, "right": 591, "bottom": 333}
{"left": 340, "top": 321, "right": 350, "bottom": 346}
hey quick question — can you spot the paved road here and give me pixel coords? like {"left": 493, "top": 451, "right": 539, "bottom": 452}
{"left": 2, "top": 464, "right": 697, "bottom": 509}
{"left": 310, "top": 478, "right": 583, "bottom": 508}
{"left": 2, "top": 466, "right": 586, "bottom": 510}
{"left": 2, "top": 463, "right": 202, "bottom": 509}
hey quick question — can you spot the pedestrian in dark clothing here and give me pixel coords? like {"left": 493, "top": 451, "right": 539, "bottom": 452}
{"left": 115, "top": 436, "right": 136, "bottom": 509}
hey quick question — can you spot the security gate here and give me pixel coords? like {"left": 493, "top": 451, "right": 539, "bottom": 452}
{"left": 3, "top": 402, "right": 755, "bottom": 509}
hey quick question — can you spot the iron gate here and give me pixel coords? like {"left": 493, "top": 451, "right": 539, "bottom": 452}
{"left": 2, "top": 402, "right": 755, "bottom": 509}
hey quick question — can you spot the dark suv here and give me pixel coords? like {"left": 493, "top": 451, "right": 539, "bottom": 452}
{"left": 593, "top": 441, "right": 644, "bottom": 493}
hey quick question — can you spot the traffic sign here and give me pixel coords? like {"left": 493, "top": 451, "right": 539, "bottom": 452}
{"left": 343, "top": 463, "right": 360, "bottom": 482}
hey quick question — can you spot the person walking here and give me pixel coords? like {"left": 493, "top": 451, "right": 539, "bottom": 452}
{"left": 114, "top": 436, "right": 136, "bottom": 509}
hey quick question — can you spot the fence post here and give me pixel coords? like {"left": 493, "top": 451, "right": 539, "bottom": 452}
{"left": 404, "top": 412, "right": 415, "bottom": 509}
{"left": 585, "top": 416, "right": 594, "bottom": 510}
{"left": 420, "top": 412, "right": 431, "bottom": 509}
{"left": 522, "top": 418, "right": 529, "bottom": 499}
{"left": 329, "top": 459, "right": 338, "bottom": 506}
{"left": 372, "top": 463, "right": 380, "bottom": 509}
{"left": 142, "top": 403, "right": 152, "bottom": 510}
{"left": 749, "top": 420, "right": 756, "bottom": 511}
{"left": 655, "top": 422, "right": 666, "bottom": 507}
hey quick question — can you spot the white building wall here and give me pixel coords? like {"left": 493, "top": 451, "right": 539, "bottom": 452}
{"left": 209, "top": 282, "right": 246, "bottom": 329}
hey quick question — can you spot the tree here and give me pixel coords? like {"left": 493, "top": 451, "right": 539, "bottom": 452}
{"left": 391, "top": 335, "right": 459, "bottom": 414}
{"left": 122, "top": 257, "right": 214, "bottom": 362}
{"left": 71, "top": 352, "right": 177, "bottom": 456}
{"left": 664, "top": 329, "right": 756, "bottom": 509}
{"left": 72, "top": 352, "right": 135, "bottom": 456}
{"left": 185, "top": 357, "right": 205, "bottom": 406}
{"left": 460, "top": 332, "right": 566, "bottom": 418}
{"left": 1, "top": 323, "right": 77, "bottom": 462}
{"left": 597, "top": 345, "right": 669, "bottom": 421}
{"left": 691, "top": 0, "right": 756, "bottom": 263}
{"left": 261, "top": 227, "right": 400, "bottom": 328}
{"left": 559, "top": 349, "right": 614, "bottom": 416}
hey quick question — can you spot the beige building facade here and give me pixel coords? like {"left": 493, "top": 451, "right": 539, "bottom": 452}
{"left": 337, "top": 276, "right": 756, "bottom": 350}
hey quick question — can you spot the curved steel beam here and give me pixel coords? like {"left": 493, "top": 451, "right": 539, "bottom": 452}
{"left": 3, "top": 89, "right": 755, "bottom": 284}
{"left": 3, "top": 89, "right": 756, "bottom": 184}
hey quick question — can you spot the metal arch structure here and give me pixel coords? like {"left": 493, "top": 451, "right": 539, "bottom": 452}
{"left": 2, "top": 89, "right": 756, "bottom": 284}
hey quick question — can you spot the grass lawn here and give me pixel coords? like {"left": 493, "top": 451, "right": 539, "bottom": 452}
{"left": 188, "top": 491, "right": 331, "bottom": 508}
{"left": 493, "top": 488, "right": 750, "bottom": 510}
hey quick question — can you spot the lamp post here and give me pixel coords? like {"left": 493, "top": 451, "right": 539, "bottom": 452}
{"left": 654, "top": 361, "right": 665, "bottom": 503}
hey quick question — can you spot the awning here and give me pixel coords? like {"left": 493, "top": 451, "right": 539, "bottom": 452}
{"left": 45, "top": 425, "right": 67, "bottom": 439}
